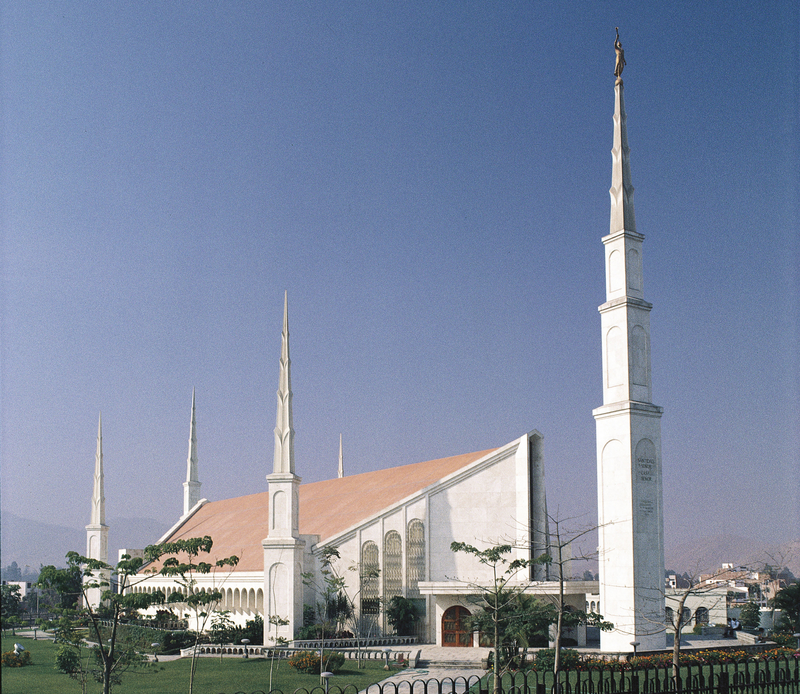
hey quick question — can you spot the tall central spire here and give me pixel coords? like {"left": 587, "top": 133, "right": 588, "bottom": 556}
{"left": 90, "top": 413, "right": 105, "bottom": 526}
{"left": 272, "top": 290, "right": 295, "bottom": 475}
{"left": 594, "top": 34, "right": 665, "bottom": 652}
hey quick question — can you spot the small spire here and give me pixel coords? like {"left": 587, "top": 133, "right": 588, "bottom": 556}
{"left": 272, "top": 291, "right": 295, "bottom": 475}
{"left": 338, "top": 434, "right": 344, "bottom": 478}
{"left": 90, "top": 412, "right": 105, "bottom": 526}
{"left": 609, "top": 73, "right": 637, "bottom": 235}
{"left": 183, "top": 389, "right": 201, "bottom": 515}
{"left": 186, "top": 388, "right": 198, "bottom": 483}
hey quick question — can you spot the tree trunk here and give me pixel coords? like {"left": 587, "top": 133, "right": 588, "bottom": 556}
{"left": 493, "top": 616, "right": 501, "bottom": 694}
{"left": 552, "top": 536, "right": 565, "bottom": 692}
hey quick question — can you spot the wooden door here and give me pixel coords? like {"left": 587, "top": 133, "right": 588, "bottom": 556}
{"left": 441, "top": 605, "right": 472, "bottom": 647}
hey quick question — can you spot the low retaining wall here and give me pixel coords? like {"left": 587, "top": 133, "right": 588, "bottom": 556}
{"left": 181, "top": 644, "right": 420, "bottom": 666}
{"left": 293, "top": 636, "right": 417, "bottom": 649}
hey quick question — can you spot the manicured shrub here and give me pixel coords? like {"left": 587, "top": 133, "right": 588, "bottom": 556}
{"left": 288, "top": 650, "right": 346, "bottom": 674}
{"left": 534, "top": 648, "right": 580, "bottom": 671}
{"left": 1, "top": 649, "right": 32, "bottom": 667}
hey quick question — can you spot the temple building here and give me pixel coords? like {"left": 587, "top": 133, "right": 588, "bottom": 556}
{"left": 121, "top": 291, "right": 553, "bottom": 645}
{"left": 91, "top": 40, "right": 667, "bottom": 651}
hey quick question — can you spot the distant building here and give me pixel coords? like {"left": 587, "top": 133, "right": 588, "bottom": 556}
{"left": 699, "top": 565, "right": 789, "bottom": 607}
{"left": 2, "top": 580, "right": 34, "bottom": 599}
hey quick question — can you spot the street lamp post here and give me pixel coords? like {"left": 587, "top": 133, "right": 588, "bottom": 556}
{"left": 151, "top": 643, "right": 160, "bottom": 663}
{"left": 383, "top": 647, "right": 392, "bottom": 670}
{"left": 321, "top": 671, "right": 334, "bottom": 694}
{"left": 630, "top": 641, "right": 640, "bottom": 657}
{"left": 241, "top": 638, "right": 250, "bottom": 659}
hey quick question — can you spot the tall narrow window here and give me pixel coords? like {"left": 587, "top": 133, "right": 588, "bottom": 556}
{"left": 406, "top": 519, "right": 425, "bottom": 597}
{"left": 383, "top": 530, "right": 402, "bottom": 602}
{"left": 360, "top": 541, "right": 379, "bottom": 615}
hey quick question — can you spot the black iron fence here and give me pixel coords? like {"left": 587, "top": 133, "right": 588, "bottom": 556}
{"left": 212, "top": 656, "right": 800, "bottom": 694}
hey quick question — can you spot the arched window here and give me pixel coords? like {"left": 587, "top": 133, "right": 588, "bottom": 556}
{"left": 406, "top": 519, "right": 425, "bottom": 597}
{"left": 361, "top": 541, "right": 379, "bottom": 615}
{"left": 665, "top": 606, "right": 674, "bottom": 624}
{"left": 695, "top": 607, "right": 709, "bottom": 625}
{"left": 384, "top": 531, "right": 402, "bottom": 601}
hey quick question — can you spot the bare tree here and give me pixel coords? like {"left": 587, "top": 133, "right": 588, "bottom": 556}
{"left": 533, "top": 515, "right": 612, "bottom": 689}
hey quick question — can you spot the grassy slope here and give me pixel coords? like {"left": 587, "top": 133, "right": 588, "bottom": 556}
{"left": 1, "top": 636, "right": 393, "bottom": 694}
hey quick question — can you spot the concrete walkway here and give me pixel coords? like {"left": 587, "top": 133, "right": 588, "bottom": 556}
{"left": 361, "top": 636, "right": 775, "bottom": 694}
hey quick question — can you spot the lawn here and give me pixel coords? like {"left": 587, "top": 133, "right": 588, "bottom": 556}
{"left": 1, "top": 635, "right": 394, "bottom": 694}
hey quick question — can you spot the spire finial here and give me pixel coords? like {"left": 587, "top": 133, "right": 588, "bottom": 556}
{"left": 614, "top": 28, "right": 626, "bottom": 79}
{"left": 91, "top": 412, "right": 105, "bottom": 525}
{"left": 338, "top": 434, "right": 343, "bottom": 478}
{"left": 272, "top": 291, "right": 295, "bottom": 475}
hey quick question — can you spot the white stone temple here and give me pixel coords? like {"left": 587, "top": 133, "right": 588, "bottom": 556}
{"left": 88, "top": 47, "right": 670, "bottom": 652}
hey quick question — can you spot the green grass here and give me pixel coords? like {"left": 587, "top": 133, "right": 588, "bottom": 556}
{"left": 2, "top": 635, "right": 393, "bottom": 694}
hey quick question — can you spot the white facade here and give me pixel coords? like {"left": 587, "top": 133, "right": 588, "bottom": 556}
{"left": 305, "top": 431, "right": 550, "bottom": 644}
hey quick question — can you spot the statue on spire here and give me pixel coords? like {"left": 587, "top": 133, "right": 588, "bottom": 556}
{"left": 614, "top": 28, "right": 626, "bottom": 78}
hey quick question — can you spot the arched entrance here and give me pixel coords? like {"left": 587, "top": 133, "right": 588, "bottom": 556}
{"left": 442, "top": 606, "right": 472, "bottom": 647}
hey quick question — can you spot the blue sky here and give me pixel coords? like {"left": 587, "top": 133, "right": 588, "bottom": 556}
{"left": 2, "top": 1, "right": 798, "bottom": 562}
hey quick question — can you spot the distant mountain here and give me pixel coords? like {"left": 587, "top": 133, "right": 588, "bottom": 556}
{"left": 1, "top": 511, "right": 169, "bottom": 570}
{"left": 665, "top": 535, "right": 800, "bottom": 577}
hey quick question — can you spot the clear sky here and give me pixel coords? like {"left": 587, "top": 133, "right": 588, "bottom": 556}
{"left": 2, "top": 1, "right": 798, "bottom": 563}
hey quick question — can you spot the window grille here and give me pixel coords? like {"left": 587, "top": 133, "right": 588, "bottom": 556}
{"left": 383, "top": 530, "right": 402, "bottom": 600}
{"left": 406, "top": 519, "right": 425, "bottom": 597}
{"left": 361, "top": 541, "right": 379, "bottom": 615}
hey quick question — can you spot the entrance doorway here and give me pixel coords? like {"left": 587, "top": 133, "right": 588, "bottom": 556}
{"left": 442, "top": 605, "right": 472, "bottom": 647}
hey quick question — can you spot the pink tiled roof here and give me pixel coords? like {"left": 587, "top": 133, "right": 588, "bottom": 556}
{"left": 152, "top": 447, "right": 497, "bottom": 572}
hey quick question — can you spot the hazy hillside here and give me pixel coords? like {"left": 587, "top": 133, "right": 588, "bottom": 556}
{"left": 1, "top": 511, "right": 169, "bottom": 570}
{"left": 665, "top": 535, "right": 800, "bottom": 576}
{"left": 4, "top": 510, "right": 797, "bottom": 581}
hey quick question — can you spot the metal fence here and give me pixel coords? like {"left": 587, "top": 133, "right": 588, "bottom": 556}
{"left": 213, "top": 656, "right": 800, "bottom": 694}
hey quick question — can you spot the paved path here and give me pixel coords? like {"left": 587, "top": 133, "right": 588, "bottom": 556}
{"left": 357, "top": 645, "right": 489, "bottom": 694}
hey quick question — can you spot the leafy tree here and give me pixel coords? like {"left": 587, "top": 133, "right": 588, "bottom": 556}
{"left": 38, "top": 563, "right": 83, "bottom": 609}
{"left": 450, "top": 541, "right": 545, "bottom": 694}
{"left": 145, "top": 535, "right": 239, "bottom": 694}
{"left": 3, "top": 562, "right": 22, "bottom": 580}
{"left": 36, "top": 537, "right": 237, "bottom": 694}
{"left": 739, "top": 601, "right": 761, "bottom": 629}
{"left": 210, "top": 609, "right": 236, "bottom": 662}
{"left": 51, "top": 613, "right": 138, "bottom": 694}
{"left": 386, "top": 595, "right": 420, "bottom": 636}
{"left": 37, "top": 551, "right": 161, "bottom": 694}
{"left": 1, "top": 583, "right": 23, "bottom": 624}
{"left": 771, "top": 581, "right": 800, "bottom": 633}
